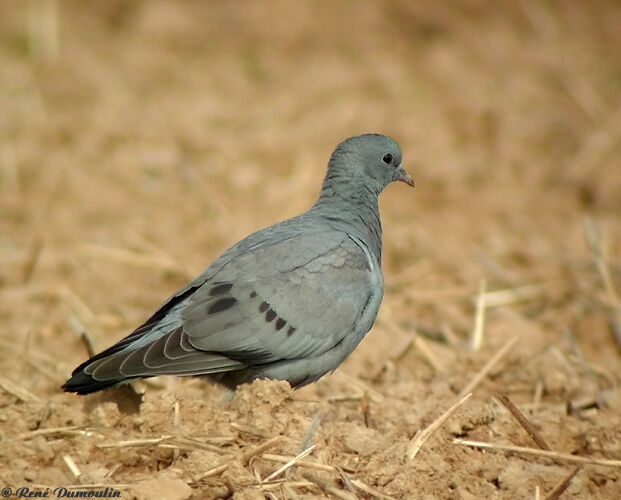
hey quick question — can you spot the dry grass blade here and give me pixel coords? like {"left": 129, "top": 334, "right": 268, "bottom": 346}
{"left": 495, "top": 393, "right": 550, "bottom": 450}
{"left": 0, "top": 339, "right": 64, "bottom": 370}
{"left": 21, "top": 238, "right": 43, "bottom": 283}
{"left": 371, "top": 334, "right": 415, "bottom": 381}
{"left": 482, "top": 284, "right": 551, "bottom": 308}
{"left": 241, "top": 435, "right": 283, "bottom": 464}
{"left": 59, "top": 286, "right": 96, "bottom": 324}
{"left": 18, "top": 426, "right": 98, "bottom": 440}
{"left": 261, "top": 454, "right": 338, "bottom": 473}
{"left": 194, "top": 435, "right": 283, "bottom": 483}
{"left": 473, "top": 250, "right": 520, "bottom": 284}
{"left": 414, "top": 335, "right": 445, "bottom": 373}
{"left": 404, "top": 286, "right": 475, "bottom": 302}
{"left": 350, "top": 479, "right": 398, "bottom": 500}
{"left": 259, "top": 480, "right": 315, "bottom": 492}
{"left": 79, "top": 243, "right": 188, "bottom": 274}
{"left": 230, "top": 422, "right": 272, "bottom": 438}
{"left": 544, "top": 466, "right": 581, "bottom": 500}
{"left": 263, "top": 445, "right": 316, "bottom": 482}
{"left": 173, "top": 401, "right": 181, "bottom": 430}
{"left": 0, "top": 375, "right": 42, "bottom": 403}
{"left": 98, "top": 436, "right": 170, "bottom": 448}
{"left": 458, "top": 336, "right": 519, "bottom": 398}
{"left": 391, "top": 337, "right": 414, "bottom": 362}
{"left": 336, "top": 467, "right": 356, "bottom": 495}
{"left": 98, "top": 434, "right": 231, "bottom": 454}
{"left": 471, "top": 278, "right": 487, "bottom": 350}
{"left": 281, "top": 482, "right": 302, "bottom": 499}
{"left": 160, "top": 436, "right": 230, "bottom": 453}
{"left": 407, "top": 392, "right": 472, "bottom": 459}
{"left": 325, "top": 394, "right": 364, "bottom": 403}
{"left": 173, "top": 400, "right": 181, "bottom": 463}
{"left": 104, "top": 464, "right": 121, "bottom": 480}
{"left": 454, "top": 439, "right": 621, "bottom": 468}
{"left": 63, "top": 454, "right": 81, "bottom": 481}
{"left": 122, "top": 228, "right": 193, "bottom": 278}
{"left": 195, "top": 463, "right": 229, "bottom": 481}
{"left": 378, "top": 321, "right": 445, "bottom": 374}
{"left": 303, "top": 472, "right": 359, "bottom": 500}
{"left": 337, "top": 372, "right": 384, "bottom": 403}
{"left": 80, "top": 331, "right": 96, "bottom": 358}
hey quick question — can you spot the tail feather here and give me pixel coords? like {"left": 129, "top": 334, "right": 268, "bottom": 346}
{"left": 62, "top": 370, "right": 139, "bottom": 395}
{"left": 63, "top": 327, "right": 245, "bottom": 395}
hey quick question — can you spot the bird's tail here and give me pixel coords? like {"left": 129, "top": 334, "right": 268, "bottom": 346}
{"left": 62, "top": 369, "right": 137, "bottom": 395}
{"left": 62, "top": 327, "right": 245, "bottom": 395}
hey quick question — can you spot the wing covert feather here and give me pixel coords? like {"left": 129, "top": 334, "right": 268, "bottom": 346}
{"left": 182, "top": 231, "right": 381, "bottom": 364}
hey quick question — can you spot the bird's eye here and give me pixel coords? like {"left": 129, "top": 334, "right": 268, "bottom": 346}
{"left": 382, "top": 153, "right": 393, "bottom": 164}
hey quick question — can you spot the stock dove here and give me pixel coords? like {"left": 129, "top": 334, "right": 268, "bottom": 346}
{"left": 63, "top": 134, "right": 414, "bottom": 394}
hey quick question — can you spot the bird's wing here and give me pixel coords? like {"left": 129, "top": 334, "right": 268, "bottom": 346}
{"left": 73, "top": 221, "right": 308, "bottom": 369}
{"left": 182, "top": 230, "right": 381, "bottom": 362}
{"left": 84, "top": 230, "right": 381, "bottom": 382}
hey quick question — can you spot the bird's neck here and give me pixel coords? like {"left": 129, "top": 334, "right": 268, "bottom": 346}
{"left": 311, "top": 178, "right": 383, "bottom": 261}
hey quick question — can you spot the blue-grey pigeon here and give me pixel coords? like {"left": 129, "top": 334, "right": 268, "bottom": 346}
{"left": 63, "top": 134, "right": 414, "bottom": 394}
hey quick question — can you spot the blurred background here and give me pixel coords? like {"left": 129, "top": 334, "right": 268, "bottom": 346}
{"left": 0, "top": 1, "right": 620, "bottom": 497}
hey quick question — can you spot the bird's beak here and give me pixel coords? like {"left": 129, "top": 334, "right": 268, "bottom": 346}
{"left": 396, "top": 165, "right": 415, "bottom": 188}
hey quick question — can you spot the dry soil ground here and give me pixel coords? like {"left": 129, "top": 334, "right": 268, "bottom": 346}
{"left": 1, "top": 1, "right": 620, "bottom": 499}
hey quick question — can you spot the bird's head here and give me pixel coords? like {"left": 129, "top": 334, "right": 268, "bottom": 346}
{"left": 327, "top": 134, "right": 414, "bottom": 194}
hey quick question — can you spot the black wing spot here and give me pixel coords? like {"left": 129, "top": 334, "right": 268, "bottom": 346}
{"left": 265, "top": 309, "right": 277, "bottom": 322}
{"left": 259, "top": 301, "right": 269, "bottom": 313}
{"left": 209, "top": 283, "right": 233, "bottom": 296}
{"left": 275, "top": 317, "right": 286, "bottom": 330}
{"left": 250, "top": 291, "right": 257, "bottom": 298}
{"left": 287, "top": 326, "right": 296, "bottom": 336}
{"left": 207, "top": 297, "right": 237, "bottom": 314}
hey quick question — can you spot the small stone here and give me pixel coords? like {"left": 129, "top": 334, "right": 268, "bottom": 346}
{"left": 130, "top": 476, "right": 192, "bottom": 500}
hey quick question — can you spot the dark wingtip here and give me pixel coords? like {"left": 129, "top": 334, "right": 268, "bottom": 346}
{"left": 62, "top": 337, "right": 138, "bottom": 395}
{"left": 62, "top": 369, "right": 128, "bottom": 395}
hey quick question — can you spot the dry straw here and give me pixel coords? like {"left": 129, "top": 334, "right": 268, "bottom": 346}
{"left": 407, "top": 392, "right": 473, "bottom": 460}
{"left": 454, "top": 440, "right": 621, "bottom": 469}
